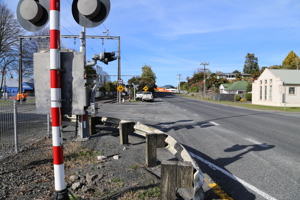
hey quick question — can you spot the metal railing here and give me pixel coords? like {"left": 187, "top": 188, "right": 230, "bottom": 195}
{"left": 0, "top": 100, "right": 49, "bottom": 159}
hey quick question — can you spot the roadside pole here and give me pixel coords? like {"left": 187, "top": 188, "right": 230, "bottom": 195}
{"left": 49, "top": 0, "right": 69, "bottom": 198}
{"left": 78, "top": 27, "right": 90, "bottom": 138}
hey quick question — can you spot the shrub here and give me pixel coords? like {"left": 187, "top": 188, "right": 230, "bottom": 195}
{"left": 240, "top": 98, "right": 247, "bottom": 102}
{"left": 234, "top": 95, "right": 241, "bottom": 101}
{"left": 246, "top": 93, "right": 252, "bottom": 101}
{"left": 189, "top": 84, "right": 199, "bottom": 92}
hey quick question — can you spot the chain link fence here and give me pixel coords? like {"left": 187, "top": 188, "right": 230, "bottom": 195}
{"left": 0, "top": 100, "right": 49, "bottom": 159}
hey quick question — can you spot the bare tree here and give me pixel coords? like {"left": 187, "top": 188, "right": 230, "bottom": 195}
{"left": 0, "top": 3, "right": 24, "bottom": 91}
{"left": 9, "top": 27, "right": 51, "bottom": 78}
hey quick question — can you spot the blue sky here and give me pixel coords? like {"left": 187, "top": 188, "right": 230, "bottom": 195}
{"left": 3, "top": 0, "right": 300, "bottom": 87}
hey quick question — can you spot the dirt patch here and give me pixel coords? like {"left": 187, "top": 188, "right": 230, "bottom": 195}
{"left": 0, "top": 123, "right": 162, "bottom": 200}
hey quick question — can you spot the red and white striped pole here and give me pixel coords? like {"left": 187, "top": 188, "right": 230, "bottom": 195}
{"left": 50, "top": 0, "right": 69, "bottom": 198}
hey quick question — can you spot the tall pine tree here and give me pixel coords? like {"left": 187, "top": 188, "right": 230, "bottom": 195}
{"left": 243, "top": 53, "right": 259, "bottom": 74}
{"left": 282, "top": 51, "right": 299, "bottom": 69}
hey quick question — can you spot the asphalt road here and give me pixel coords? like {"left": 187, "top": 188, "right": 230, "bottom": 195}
{"left": 97, "top": 92, "right": 300, "bottom": 200}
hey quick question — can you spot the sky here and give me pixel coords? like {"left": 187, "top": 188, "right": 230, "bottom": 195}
{"left": 3, "top": 0, "right": 300, "bottom": 87}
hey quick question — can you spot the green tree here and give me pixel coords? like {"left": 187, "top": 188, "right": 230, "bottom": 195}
{"left": 105, "top": 81, "right": 117, "bottom": 92}
{"left": 282, "top": 51, "right": 300, "bottom": 69}
{"left": 180, "top": 82, "right": 188, "bottom": 90}
{"left": 246, "top": 83, "right": 252, "bottom": 93}
{"left": 235, "top": 73, "right": 242, "bottom": 81}
{"left": 141, "top": 65, "right": 156, "bottom": 81}
{"left": 140, "top": 65, "right": 156, "bottom": 91}
{"left": 243, "top": 53, "right": 259, "bottom": 74}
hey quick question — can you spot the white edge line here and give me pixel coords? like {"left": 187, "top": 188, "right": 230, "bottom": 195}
{"left": 190, "top": 152, "right": 277, "bottom": 200}
{"left": 210, "top": 121, "right": 219, "bottom": 126}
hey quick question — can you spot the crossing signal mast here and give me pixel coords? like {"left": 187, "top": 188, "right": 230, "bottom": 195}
{"left": 17, "top": 0, "right": 112, "bottom": 199}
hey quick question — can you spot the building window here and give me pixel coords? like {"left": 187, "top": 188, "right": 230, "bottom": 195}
{"left": 265, "top": 80, "right": 267, "bottom": 84}
{"left": 269, "top": 85, "right": 272, "bottom": 101}
{"left": 264, "top": 86, "right": 267, "bottom": 100}
{"left": 270, "top": 79, "right": 272, "bottom": 84}
{"left": 260, "top": 86, "right": 262, "bottom": 100}
{"left": 289, "top": 87, "right": 295, "bottom": 95}
{"left": 260, "top": 80, "right": 262, "bottom": 84}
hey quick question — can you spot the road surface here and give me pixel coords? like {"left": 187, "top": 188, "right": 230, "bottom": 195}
{"left": 97, "top": 92, "right": 300, "bottom": 200}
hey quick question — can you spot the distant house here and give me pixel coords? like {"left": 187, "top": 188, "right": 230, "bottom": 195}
{"left": 5, "top": 78, "right": 34, "bottom": 96}
{"left": 219, "top": 83, "right": 230, "bottom": 94}
{"left": 219, "top": 81, "right": 248, "bottom": 94}
{"left": 252, "top": 69, "right": 300, "bottom": 107}
{"left": 216, "top": 71, "right": 251, "bottom": 80}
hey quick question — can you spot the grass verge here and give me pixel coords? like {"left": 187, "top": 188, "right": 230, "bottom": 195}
{"left": 179, "top": 94, "right": 300, "bottom": 112}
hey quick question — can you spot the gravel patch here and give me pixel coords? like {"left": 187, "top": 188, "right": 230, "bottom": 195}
{"left": 0, "top": 123, "right": 161, "bottom": 200}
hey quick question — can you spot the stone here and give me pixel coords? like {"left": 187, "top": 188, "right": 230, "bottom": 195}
{"left": 69, "top": 175, "right": 79, "bottom": 182}
{"left": 71, "top": 182, "right": 82, "bottom": 191}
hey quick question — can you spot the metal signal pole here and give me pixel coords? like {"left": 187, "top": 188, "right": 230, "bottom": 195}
{"left": 200, "top": 62, "right": 209, "bottom": 99}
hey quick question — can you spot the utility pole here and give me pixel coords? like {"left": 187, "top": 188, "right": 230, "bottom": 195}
{"left": 177, "top": 74, "right": 181, "bottom": 93}
{"left": 200, "top": 62, "right": 209, "bottom": 99}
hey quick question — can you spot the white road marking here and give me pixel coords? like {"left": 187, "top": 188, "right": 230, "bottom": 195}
{"left": 245, "top": 138, "right": 270, "bottom": 148}
{"left": 210, "top": 121, "right": 219, "bottom": 126}
{"left": 194, "top": 114, "right": 199, "bottom": 116}
{"left": 190, "top": 102, "right": 221, "bottom": 109}
{"left": 190, "top": 153, "right": 277, "bottom": 200}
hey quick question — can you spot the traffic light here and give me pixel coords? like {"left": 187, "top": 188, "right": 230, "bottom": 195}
{"left": 99, "top": 52, "right": 117, "bottom": 65}
{"left": 16, "top": 0, "right": 49, "bottom": 32}
{"left": 72, "top": 0, "right": 111, "bottom": 28}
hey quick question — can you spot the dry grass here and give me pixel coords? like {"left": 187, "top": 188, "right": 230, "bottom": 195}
{"left": 63, "top": 141, "right": 99, "bottom": 170}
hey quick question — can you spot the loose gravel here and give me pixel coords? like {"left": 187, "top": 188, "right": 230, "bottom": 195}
{"left": 0, "top": 123, "right": 161, "bottom": 200}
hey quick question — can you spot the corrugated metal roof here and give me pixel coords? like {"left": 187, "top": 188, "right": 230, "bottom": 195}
{"left": 221, "top": 84, "right": 230, "bottom": 88}
{"left": 226, "top": 81, "right": 248, "bottom": 90}
{"left": 269, "top": 69, "right": 300, "bottom": 84}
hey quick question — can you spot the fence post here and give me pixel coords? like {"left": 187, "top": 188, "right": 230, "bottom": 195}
{"left": 13, "top": 100, "right": 19, "bottom": 153}
{"left": 160, "top": 160, "right": 178, "bottom": 200}
{"left": 47, "top": 113, "right": 50, "bottom": 135}
{"left": 89, "top": 116, "right": 102, "bottom": 136}
{"left": 119, "top": 122, "right": 134, "bottom": 144}
{"left": 146, "top": 133, "right": 158, "bottom": 167}
{"left": 160, "top": 161, "right": 194, "bottom": 200}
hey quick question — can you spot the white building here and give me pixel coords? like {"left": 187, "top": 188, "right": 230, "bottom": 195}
{"left": 252, "top": 69, "right": 300, "bottom": 107}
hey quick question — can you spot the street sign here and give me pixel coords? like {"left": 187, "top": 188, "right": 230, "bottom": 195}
{"left": 132, "top": 83, "right": 139, "bottom": 89}
{"left": 118, "top": 79, "right": 123, "bottom": 84}
{"left": 143, "top": 86, "right": 148, "bottom": 91}
{"left": 117, "top": 85, "right": 124, "bottom": 92}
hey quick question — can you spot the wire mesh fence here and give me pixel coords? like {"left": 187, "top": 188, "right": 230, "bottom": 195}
{"left": 0, "top": 101, "right": 49, "bottom": 159}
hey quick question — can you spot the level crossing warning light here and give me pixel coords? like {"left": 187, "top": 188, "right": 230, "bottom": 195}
{"left": 72, "top": 0, "right": 111, "bottom": 28}
{"left": 16, "top": 0, "right": 49, "bottom": 32}
{"left": 99, "top": 51, "right": 117, "bottom": 65}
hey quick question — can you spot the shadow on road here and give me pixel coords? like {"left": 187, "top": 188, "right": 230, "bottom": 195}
{"left": 182, "top": 143, "right": 275, "bottom": 200}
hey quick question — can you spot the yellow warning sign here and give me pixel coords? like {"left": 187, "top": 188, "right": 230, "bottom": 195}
{"left": 143, "top": 86, "right": 148, "bottom": 91}
{"left": 117, "top": 85, "right": 124, "bottom": 92}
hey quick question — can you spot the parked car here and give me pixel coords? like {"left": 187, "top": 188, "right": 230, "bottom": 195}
{"left": 142, "top": 92, "right": 153, "bottom": 102}
{"left": 136, "top": 91, "right": 143, "bottom": 100}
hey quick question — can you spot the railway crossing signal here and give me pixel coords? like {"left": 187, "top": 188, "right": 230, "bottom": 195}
{"left": 16, "top": 0, "right": 49, "bottom": 32}
{"left": 99, "top": 51, "right": 117, "bottom": 65}
{"left": 72, "top": 0, "right": 111, "bottom": 28}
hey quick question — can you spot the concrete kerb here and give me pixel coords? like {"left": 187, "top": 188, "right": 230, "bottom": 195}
{"left": 99, "top": 117, "right": 205, "bottom": 200}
